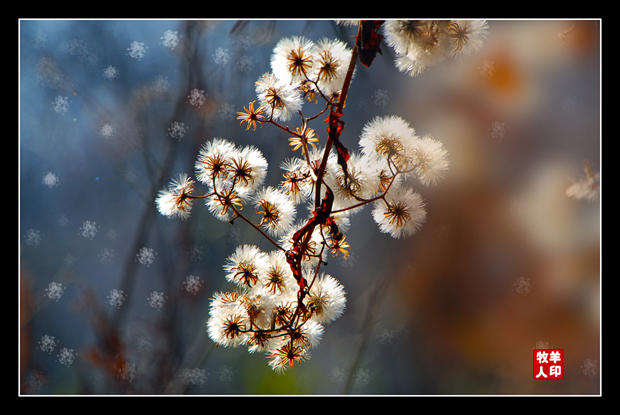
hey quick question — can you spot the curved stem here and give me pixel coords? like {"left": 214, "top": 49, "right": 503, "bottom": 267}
{"left": 188, "top": 192, "right": 213, "bottom": 200}
{"left": 229, "top": 203, "right": 285, "bottom": 252}
{"left": 208, "top": 174, "right": 285, "bottom": 252}
{"left": 305, "top": 101, "right": 331, "bottom": 122}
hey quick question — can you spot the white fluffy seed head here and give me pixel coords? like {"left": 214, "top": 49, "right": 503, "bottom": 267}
{"left": 358, "top": 115, "right": 419, "bottom": 171}
{"left": 255, "top": 72, "right": 303, "bottom": 122}
{"left": 311, "top": 38, "right": 354, "bottom": 96}
{"left": 253, "top": 186, "right": 297, "bottom": 238}
{"left": 270, "top": 36, "right": 315, "bottom": 86}
{"left": 372, "top": 185, "right": 427, "bottom": 238}
{"left": 410, "top": 134, "right": 449, "bottom": 186}
{"left": 305, "top": 273, "right": 347, "bottom": 324}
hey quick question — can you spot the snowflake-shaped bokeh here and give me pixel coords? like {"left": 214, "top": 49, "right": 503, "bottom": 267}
{"left": 329, "top": 367, "right": 346, "bottom": 385}
{"left": 45, "top": 282, "right": 65, "bottom": 302}
{"left": 371, "top": 88, "right": 391, "bottom": 108}
{"left": 23, "top": 229, "right": 42, "bottom": 247}
{"left": 478, "top": 59, "right": 496, "bottom": 79}
{"left": 217, "top": 102, "right": 236, "bottom": 122}
{"left": 123, "top": 167, "right": 138, "bottom": 184}
{"left": 513, "top": 276, "right": 533, "bottom": 295}
{"left": 99, "top": 123, "right": 117, "bottom": 139}
{"left": 235, "top": 54, "right": 254, "bottom": 73}
{"left": 580, "top": 358, "right": 599, "bottom": 378}
{"left": 38, "top": 334, "right": 58, "bottom": 354}
{"left": 234, "top": 35, "right": 250, "bottom": 52}
{"left": 51, "top": 96, "right": 69, "bottom": 114}
{"left": 32, "top": 31, "right": 48, "bottom": 50}
{"left": 217, "top": 365, "right": 234, "bottom": 384}
{"left": 178, "top": 368, "right": 208, "bottom": 387}
{"left": 57, "top": 215, "right": 70, "bottom": 228}
{"left": 106, "top": 289, "right": 126, "bottom": 308}
{"left": 25, "top": 370, "right": 47, "bottom": 392}
{"left": 212, "top": 47, "right": 230, "bottom": 66}
{"left": 160, "top": 30, "right": 180, "bottom": 50}
{"left": 167, "top": 121, "right": 187, "bottom": 141}
{"left": 134, "top": 335, "right": 152, "bottom": 355}
{"left": 127, "top": 41, "right": 148, "bottom": 60}
{"left": 352, "top": 368, "right": 372, "bottom": 388}
{"left": 79, "top": 220, "right": 99, "bottom": 240}
{"left": 99, "top": 248, "right": 115, "bottom": 265}
{"left": 56, "top": 347, "right": 76, "bottom": 366}
{"left": 42, "top": 172, "right": 60, "bottom": 188}
{"left": 60, "top": 38, "right": 98, "bottom": 65}
{"left": 187, "top": 245, "right": 204, "bottom": 263}
{"left": 136, "top": 247, "right": 156, "bottom": 266}
{"left": 103, "top": 65, "right": 120, "bottom": 80}
{"left": 117, "top": 361, "right": 138, "bottom": 383}
{"left": 187, "top": 88, "right": 206, "bottom": 108}
{"left": 182, "top": 275, "right": 203, "bottom": 295}
{"left": 63, "top": 254, "right": 77, "bottom": 267}
{"left": 105, "top": 228, "right": 118, "bottom": 241}
{"left": 489, "top": 121, "right": 508, "bottom": 141}
{"left": 152, "top": 75, "right": 171, "bottom": 94}
{"left": 146, "top": 291, "right": 166, "bottom": 310}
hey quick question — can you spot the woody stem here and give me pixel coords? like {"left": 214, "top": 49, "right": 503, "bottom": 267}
{"left": 313, "top": 24, "right": 361, "bottom": 209}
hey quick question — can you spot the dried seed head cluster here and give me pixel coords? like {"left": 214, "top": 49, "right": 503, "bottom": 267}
{"left": 156, "top": 20, "right": 487, "bottom": 371}
{"left": 382, "top": 19, "right": 489, "bottom": 76}
{"left": 566, "top": 160, "right": 600, "bottom": 202}
{"left": 155, "top": 173, "right": 195, "bottom": 220}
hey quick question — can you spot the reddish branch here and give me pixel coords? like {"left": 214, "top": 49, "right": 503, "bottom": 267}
{"left": 286, "top": 21, "right": 385, "bottom": 312}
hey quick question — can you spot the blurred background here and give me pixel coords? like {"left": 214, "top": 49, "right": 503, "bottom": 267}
{"left": 19, "top": 19, "right": 600, "bottom": 395}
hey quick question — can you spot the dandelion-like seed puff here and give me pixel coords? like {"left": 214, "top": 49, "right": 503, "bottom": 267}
{"left": 155, "top": 174, "right": 196, "bottom": 220}
{"left": 372, "top": 186, "right": 427, "bottom": 238}
{"left": 383, "top": 19, "right": 489, "bottom": 76}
